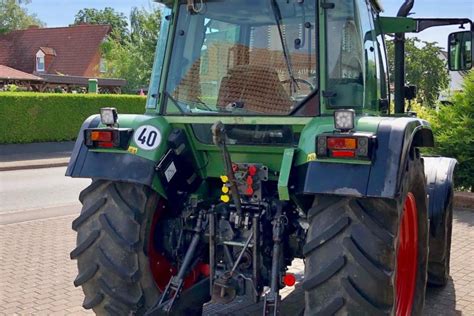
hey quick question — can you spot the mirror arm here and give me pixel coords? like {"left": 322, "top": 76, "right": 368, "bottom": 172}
{"left": 415, "top": 18, "right": 473, "bottom": 33}
{"left": 377, "top": 17, "right": 473, "bottom": 35}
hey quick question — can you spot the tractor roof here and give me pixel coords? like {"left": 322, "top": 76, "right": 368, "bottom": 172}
{"left": 154, "top": 0, "right": 383, "bottom": 13}
{"left": 153, "top": 0, "right": 173, "bottom": 7}
{"left": 370, "top": 0, "right": 384, "bottom": 13}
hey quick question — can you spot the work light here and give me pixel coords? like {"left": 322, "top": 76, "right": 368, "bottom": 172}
{"left": 100, "top": 108, "right": 118, "bottom": 126}
{"left": 334, "top": 109, "right": 355, "bottom": 132}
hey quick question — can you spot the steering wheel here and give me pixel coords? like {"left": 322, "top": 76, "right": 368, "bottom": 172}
{"left": 281, "top": 78, "right": 315, "bottom": 91}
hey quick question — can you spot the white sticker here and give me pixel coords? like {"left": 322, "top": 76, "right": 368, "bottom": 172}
{"left": 134, "top": 125, "right": 162, "bottom": 150}
{"left": 165, "top": 161, "right": 177, "bottom": 182}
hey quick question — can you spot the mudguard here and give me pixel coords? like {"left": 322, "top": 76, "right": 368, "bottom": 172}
{"left": 423, "top": 157, "right": 457, "bottom": 237}
{"left": 66, "top": 114, "right": 172, "bottom": 197}
{"left": 294, "top": 117, "right": 435, "bottom": 199}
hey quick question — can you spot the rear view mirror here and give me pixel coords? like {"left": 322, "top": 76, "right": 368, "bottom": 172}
{"left": 448, "top": 31, "right": 473, "bottom": 71}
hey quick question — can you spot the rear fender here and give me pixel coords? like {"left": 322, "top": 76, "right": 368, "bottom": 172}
{"left": 366, "top": 117, "right": 434, "bottom": 197}
{"left": 294, "top": 117, "right": 435, "bottom": 199}
{"left": 66, "top": 114, "right": 172, "bottom": 197}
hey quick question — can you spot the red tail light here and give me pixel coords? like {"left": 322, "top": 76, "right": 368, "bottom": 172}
{"left": 316, "top": 133, "right": 376, "bottom": 161}
{"left": 331, "top": 150, "right": 356, "bottom": 158}
{"left": 97, "top": 141, "right": 115, "bottom": 148}
{"left": 283, "top": 273, "right": 296, "bottom": 287}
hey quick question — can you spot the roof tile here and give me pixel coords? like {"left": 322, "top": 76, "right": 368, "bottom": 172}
{"left": 39, "top": 47, "right": 57, "bottom": 56}
{"left": 0, "top": 24, "right": 111, "bottom": 76}
{"left": 0, "top": 65, "right": 43, "bottom": 81}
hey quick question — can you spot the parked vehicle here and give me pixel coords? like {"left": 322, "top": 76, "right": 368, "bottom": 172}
{"left": 67, "top": 0, "right": 472, "bottom": 314}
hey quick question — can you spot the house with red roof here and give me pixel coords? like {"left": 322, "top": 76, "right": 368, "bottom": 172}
{"left": 0, "top": 24, "right": 125, "bottom": 92}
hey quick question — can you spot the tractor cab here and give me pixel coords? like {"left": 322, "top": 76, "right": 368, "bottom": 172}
{"left": 148, "top": 0, "right": 388, "bottom": 117}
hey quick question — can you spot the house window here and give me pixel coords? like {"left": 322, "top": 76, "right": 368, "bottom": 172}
{"left": 100, "top": 58, "right": 107, "bottom": 73}
{"left": 36, "top": 56, "right": 45, "bottom": 72}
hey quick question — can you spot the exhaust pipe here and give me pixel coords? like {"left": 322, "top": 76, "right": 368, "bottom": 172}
{"left": 394, "top": 0, "right": 414, "bottom": 114}
{"left": 397, "top": 0, "right": 414, "bottom": 17}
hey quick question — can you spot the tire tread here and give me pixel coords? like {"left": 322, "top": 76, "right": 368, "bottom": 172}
{"left": 343, "top": 236, "right": 390, "bottom": 282}
{"left": 303, "top": 256, "right": 346, "bottom": 291}
{"left": 341, "top": 277, "right": 390, "bottom": 315}
{"left": 73, "top": 264, "right": 98, "bottom": 287}
{"left": 70, "top": 230, "right": 100, "bottom": 259}
{"left": 72, "top": 198, "right": 106, "bottom": 231}
{"left": 302, "top": 217, "right": 350, "bottom": 257}
{"left": 99, "top": 213, "right": 139, "bottom": 251}
{"left": 72, "top": 181, "right": 159, "bottom": 315}
{"left": 82, "top": 292, "right": 104, "bottom": 309}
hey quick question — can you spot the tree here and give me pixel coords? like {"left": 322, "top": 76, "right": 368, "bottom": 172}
{"left": 0, "top": 0, "right": 45, "bottom": 34}
{"left": 73, "top": 5, "right": 162, "bottom": 92}
{"left": 73, "top": 7, "right": 129, "bottom": 42}
{"left": 102, "top": 7, "right": 162, "bottom": 93}
{"left": 386, "top": 37, "right": 449, "bottom": 107}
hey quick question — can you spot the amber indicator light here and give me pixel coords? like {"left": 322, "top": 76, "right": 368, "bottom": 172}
{"left": 91, "top": 131, "right": 113, "bottom": 142}
{"left": 327, "top": 137, "right": 357, "bottom": 150}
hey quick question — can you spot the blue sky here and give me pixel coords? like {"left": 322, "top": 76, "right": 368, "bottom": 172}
{"left": 26, "top": 0, "right": 473, "bottom": 48}
{"left": 381, "top": 0, "right": 474, "bottom": 48}
{"left": 26, "top": 0, "right": 161, "bottom": 26}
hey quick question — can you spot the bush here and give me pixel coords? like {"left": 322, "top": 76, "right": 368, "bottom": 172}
{"left": 0, "top": 92, "right": 146, "bottom": 144}
{"left": 4, "top": 84, "right": 20, "bottom": 92}
{"left": 413, "top": 71, "right": 474, "bottom": 190}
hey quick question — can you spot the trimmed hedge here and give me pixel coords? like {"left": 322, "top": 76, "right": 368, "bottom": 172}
{"left": 0, "top": 92, "right": 146, "bottom": 144}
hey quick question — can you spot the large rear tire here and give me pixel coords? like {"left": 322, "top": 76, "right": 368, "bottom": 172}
{"left": 303, "top": 154, "right": 429, "bottom": 315}
{"left": 70, "top": 181, "right": 203, "bottom": 315}
{"left": 70, "top": 181, "right": 161, "bottom": 314}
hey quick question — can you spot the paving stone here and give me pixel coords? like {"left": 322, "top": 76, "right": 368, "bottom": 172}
{"left": 0, "top": 210, "right": 473, "bottom": 314}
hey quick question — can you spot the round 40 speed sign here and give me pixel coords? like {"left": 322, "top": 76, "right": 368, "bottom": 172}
{"left": 134, "top": 125, "right": 162, "bottom": 150}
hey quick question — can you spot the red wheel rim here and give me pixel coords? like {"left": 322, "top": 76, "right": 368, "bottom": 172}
{"left": 396, "top": 192, "right": 418, "bottom": 316}
{"left": 148, "top": 200, "right": 207, "bottom": 292}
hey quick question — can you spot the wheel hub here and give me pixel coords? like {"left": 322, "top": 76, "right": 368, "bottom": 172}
{"left": 148, "top": 200, "right": 204, "bottom": 292}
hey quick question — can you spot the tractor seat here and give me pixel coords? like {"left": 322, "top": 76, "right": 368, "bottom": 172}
{"left": 217, "top": 65, "right": 292, "bottom": 114}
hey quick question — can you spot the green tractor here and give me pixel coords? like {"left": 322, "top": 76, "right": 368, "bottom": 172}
{"left": 67, "top": 0, "right": 472, "bottom": 314}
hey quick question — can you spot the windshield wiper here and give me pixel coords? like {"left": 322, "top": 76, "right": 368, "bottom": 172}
{"left": 270, "top": 0, "right": 299, "bottom": 92}
{"left": 164, "top": 91, "right": 188, "bottom": 114}
{"left": 191, "top": 97, "right": 214, "bottom": 111}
